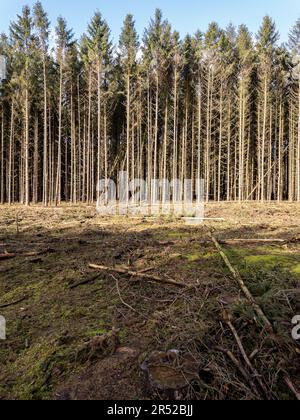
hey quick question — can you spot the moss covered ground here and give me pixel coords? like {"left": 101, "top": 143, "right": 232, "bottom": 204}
{"left": 0, "top": 202, "right": 299, "bottom": 400}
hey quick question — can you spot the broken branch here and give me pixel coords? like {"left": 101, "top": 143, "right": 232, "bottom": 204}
{"left": 0, "top": 296, "right": 27, "bottom": 309}
{"left": 284, "top": 377, "right": 300, "bottom": 400}
{"left": 216, "top": 346, "right": 261, "bottom": 399}
{"left": 209, "top": 231, "right": 273, "bottom": 332}
{"left": 226, "top": 320, "right": 270, "bottom": 399}
{"left": 89, "top": 264, "right": 186, "bottom": 288}
{"left": 0, "top": 253, "right": 16, "bottom": 260}
{"left": 112, "top": 274, "right": 147, "bottom": 319}
{"left": 219, "top": 238, "right": 286, "bottom": 245}
{"left": 0, "top": 251, "right": 49, "bottom": 261}
{"left": 69, "top": 274, "right": 102, "bottom": 289}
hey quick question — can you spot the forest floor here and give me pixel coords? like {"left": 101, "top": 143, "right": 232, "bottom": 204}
{"left": 0, "top": 202, "right": 300, "bottom": 400}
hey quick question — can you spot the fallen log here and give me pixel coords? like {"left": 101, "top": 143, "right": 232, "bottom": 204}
{"left": 208, "top": 231, "right": 273, "bottom": 332}
{"left": 89, "top": 264, "right": 186, "bottom": 288}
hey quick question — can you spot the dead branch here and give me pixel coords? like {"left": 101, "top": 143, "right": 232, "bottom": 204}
{"left": 112, "top": 274, "right": 147, "bottom": 319}
{"left": 284, "top": 377, "right": 300, "bottom": 400}
{"left": 69, "top": 274, "right": 102, "bottom": 289}
{"left": 0, "top": 296, "right": 27, "bottom": 309}
{"left": 215, "top": 346, "right": 261, "bottom": 399}
{"left": 137, "top": 266, "right": 156, "bottom": 274}
{"left": 219, "top": 238, "right": 286, "bottom": 245}
{"left": 209, "top": 231, "right": 273, "bottom": 332}
{"left": 89, "top": 264, "right": 187, "bottom": 287}
{"left": 0, "top": 253, "right": 16, "bottom": 260}
{"left": 0, "top": 250, "right": 53, "bottom": 261}
{"left": 226, "top": 320, "right": 271, "bottom": 399}
{"left": 198, "top": 238, "right": 286, "bottom": 246}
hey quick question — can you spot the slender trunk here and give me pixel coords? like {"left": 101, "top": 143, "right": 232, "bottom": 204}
{"left": 55, "top": 65, "right": 63, "bottom": 205}
{"left": 33, "top": 116, "right": 39, "bottom": 204}
{"left": 43, "top": 58, "right": 48, "bottom": 206}
{"left": 25, "top": 86, "right": 30, "bottom": 206}
{"left": 8, "top": 101, "right": 14, "bottom": 205}
{"left": 97, "top": 62, "right": 102, "bottom": 199}
{"left": 0, "top": 107, "right": 4, "bottom": 204}
{"left": 261, "top": 76, "right": 268, "bottom": 202}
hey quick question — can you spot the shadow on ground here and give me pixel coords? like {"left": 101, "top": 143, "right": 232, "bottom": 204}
{"left": 0, "top": 205, "right": 299, "bottom": 400}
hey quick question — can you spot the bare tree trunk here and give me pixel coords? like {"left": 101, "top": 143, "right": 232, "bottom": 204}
{"left": 24, "top": 87, "right": 30, "bottom": 206}
{"left": 33, "top": 116, "right": 39, "bottom": 204}
{"left": 126, "top": 73, "right": 130, "bottom": 206}
{"left": 218, "top": 82, "right": 223, "bottom": 202}
{"left": 55, "top": 65, "right": 63, "bottom": 205}
{"left": 297, "top": 77, "right": 300, "bottom": 201}
{"left": 97, "top": 62, "right": 102, "bottom": 200}
{"left": 261, "top": 77, "right": 268, "bottom": 202}
{"left": 42, "top": 58, "right": 48, "bottom": 206}
{"left": 8, "top": 101, "right": 14, "bottom": 205}
{"left": 87, "top": 70, "right": 92, "bottom": 203}
{"left": 0, "top": 106, "right": 4, "bottom": 204}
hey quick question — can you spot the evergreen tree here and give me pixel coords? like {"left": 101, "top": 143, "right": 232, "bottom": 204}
{"left": 85, "top": 12, "right": 112, "bottom": 201}
{"left": 1, "top": 3, "right": 300, "bottom": 205}
{"left": 10, "top": 6, "right": 35, "bottom": 205}
{"left": 289, "top": 18, "right": 300, "bottom": 200}
{"left": 33, "top": 1, "right": 50, "bottom": 205}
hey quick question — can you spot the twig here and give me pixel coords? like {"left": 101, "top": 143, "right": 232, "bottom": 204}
{"left": 16, "top": 212, "right": 20, "bottom": 235}
{"left": 219, "top": 238, "right": 286, "bottom": 245}
{"left": 226, "top": 320, "right": 271, "bottom": 399}
{"left": 70, "top": 274, "right": 102, "bottom": 289}
{"left": 209, "top": 231, "right": 273, "bottom": 332}
{"left": 216, "top": 346, "right": 261, "bottom": 399}
{"left": 112, "top": 274, "right": 147, "bottom": 319}
{"left": 89, "top": 264, "right": 187, "bottom": 287}
{"left": 0, "top": 296, "right": 27, "bottom": 309}
{"left": 284, "top": 377, "right": 300, "bottom": 400}
{"left": 0, "top": 250, "right": 51, "bottom": 261}
{"left": 137, "top": 266, "right": 156, "bottom": 274}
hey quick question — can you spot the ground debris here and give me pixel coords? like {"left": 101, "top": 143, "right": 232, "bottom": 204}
{"left": 1, "top": 203, "right": 300, "bottom": 400}
{"left": 76, "top": 329, "right": 120, "bottom": 363}
{"left": 89, "top": 263, "right": 187, "bottom": 287}
{"left": 141, "top": 350, "right": 200, "bottom": 393}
